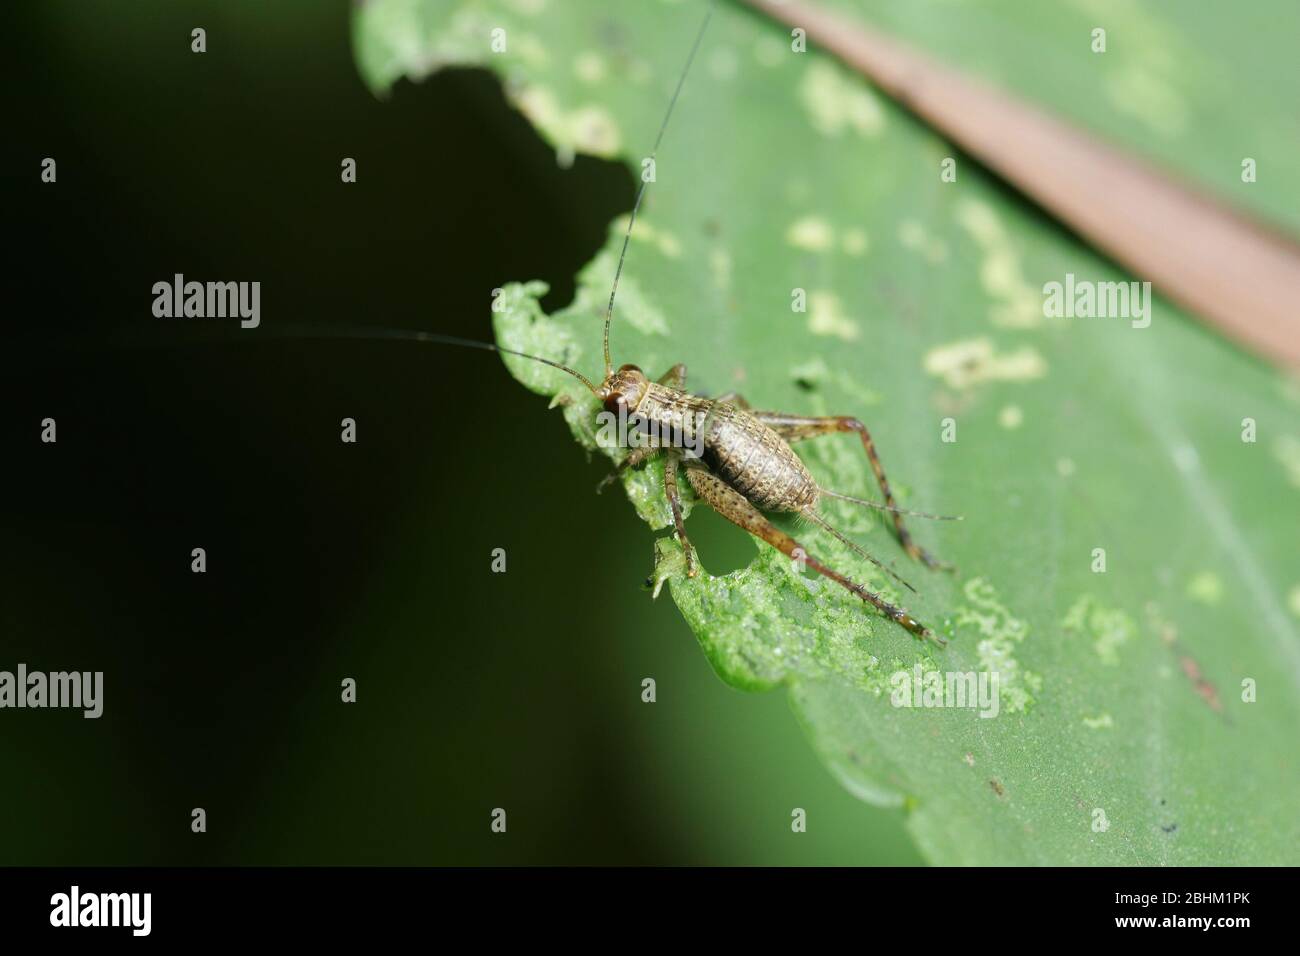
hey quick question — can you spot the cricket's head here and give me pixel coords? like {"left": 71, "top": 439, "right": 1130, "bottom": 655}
{"left": 600, "top": 364, "right": 648, "bottom": 415}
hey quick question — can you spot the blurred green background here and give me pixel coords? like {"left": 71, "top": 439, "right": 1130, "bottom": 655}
{"left": 4, "top": 0, "right": 923, "bottom": 864}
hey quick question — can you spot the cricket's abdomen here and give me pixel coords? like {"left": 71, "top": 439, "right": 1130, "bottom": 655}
{"left": 701, "top": 403, "right": 819, "bottom": 512}
{"left": 635, "top": 385, "right": 819, "bottom": 512}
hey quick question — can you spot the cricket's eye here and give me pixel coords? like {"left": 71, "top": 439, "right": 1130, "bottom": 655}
{"left": 619, "top": 364, "right": 642, "bottom": 374}
{"left": 603, "top": 390, "right": 628, "bottom": 416}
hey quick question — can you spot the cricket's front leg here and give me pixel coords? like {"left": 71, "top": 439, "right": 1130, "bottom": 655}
{"left": 596, "top": 445, "right": 658, "bottom": 494}
{"left": 661, "top": 449, "right": 696, "bottom": 577}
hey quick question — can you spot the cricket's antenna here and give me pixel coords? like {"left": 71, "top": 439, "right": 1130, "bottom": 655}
{"left": 823, "top": 489, "right": 964, "bottom": 522}
{"left": 802, "top": 507, "right": 919, "bottom": 594}
{"left": 603, "top": 0, "right": 715, "bottom": 378}
{"left": 276, "top": 327, "right": 601, "bottom": 396}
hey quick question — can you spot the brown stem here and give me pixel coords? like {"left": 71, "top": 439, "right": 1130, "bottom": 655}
{"left": 739, "top": 0, "right": 1300, "bottom": 370}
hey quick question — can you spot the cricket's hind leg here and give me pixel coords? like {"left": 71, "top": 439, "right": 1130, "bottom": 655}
{"left": 684, "top": 466, "right": 942, "bottom": 645}
{"left": 712, "top": 391, "right": 750, "bottom": 409}
{"left": 752, "top": 412, "right": 954, "bottom": 571}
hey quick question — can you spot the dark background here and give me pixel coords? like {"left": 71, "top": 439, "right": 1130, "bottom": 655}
{"left": 3, "top": 0, "right": 921, "bottom": 864}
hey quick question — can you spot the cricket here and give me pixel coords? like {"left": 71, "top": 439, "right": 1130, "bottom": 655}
{"left": 373, "top": 2, "right": 960, "bottom": 645}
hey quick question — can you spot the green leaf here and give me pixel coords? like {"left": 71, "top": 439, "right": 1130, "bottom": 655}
{"left": 355, "top": 0, "right": 1300, "bottom": 864}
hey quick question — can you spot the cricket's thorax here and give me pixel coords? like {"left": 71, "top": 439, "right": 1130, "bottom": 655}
{"left": 637, "top": 384, "right": 818, "bottom": 513}
{"left": 634, "top": 383, "right": 714, "bottom": 449}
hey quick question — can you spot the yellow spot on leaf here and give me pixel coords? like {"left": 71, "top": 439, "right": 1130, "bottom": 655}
{"left": 800, "top": 60, "right": 884, "bottom": 138}
{"left": 710, "top": 248, "right": 732, "bottom": 291}
{"left": 899, "top": 219, "right": 948, "bottom": 264}
{"left": 1273, "top": 435, "right": 1300, "bottom": 488}
{"left": 614, "top": 216, "right": 682, "bottom": 258}
{"left": 1186, "top": 571, "right": 1224, "bottom": 606}
{"left": 574, "top": 52, "right": 606, "bottom": 84}
{"left": 515, "top": 87, "right": 621, "bottom": 158}
{"left": 841, "top": 228, "right": 869, "bottom": 256}
{"left": 577, "top": 250, "right": 668, "bottom": 336}
{"left": 1063, "top": 595, "right": 1136, "bottom": 666}
{"left": 998, "top": 405, "right": 1024, "bottom": 429}
{"left": 955, "top": 199, "right": 1040, "bottom": 328}
{"left": 955, "top": 578, "right": 1041, "bottom": 713}
{"left": 786, "top": 216, "right": 834, "bottom": 252}
{"left": 807, "top": 292, "right": 860, "bottom": 342}
{"left": 923, "top": 337, "right": 1047, "bottom": 390}
{"left": 709, "top": 48, "right": 738, "bottom": 81}
{"left": 513, "top": 34, "right": 549, "bottom": 68}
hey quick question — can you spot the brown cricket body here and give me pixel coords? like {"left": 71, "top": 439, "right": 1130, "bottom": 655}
{"left": 614, "top": 369, "right": 818, "bottom": 515}
{"left": 599, "top": 364, "right": 954, "bottom": 645}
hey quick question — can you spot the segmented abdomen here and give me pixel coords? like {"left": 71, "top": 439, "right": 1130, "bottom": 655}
{"left": 702, "top": 404, "right": 818, "bottom": 512}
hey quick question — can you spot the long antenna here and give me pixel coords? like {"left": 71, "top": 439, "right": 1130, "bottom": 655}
{"left": 823, "top": 489, "right": 963, "bottom": 521}
{"left": 267, "top": 326, "right": 601, "bottom": 395}
{"left": 802, "top": 507, "right": 918, "bottom": 594}
{"left": 603, "top": 0, "right": 715, "bottom": 377}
